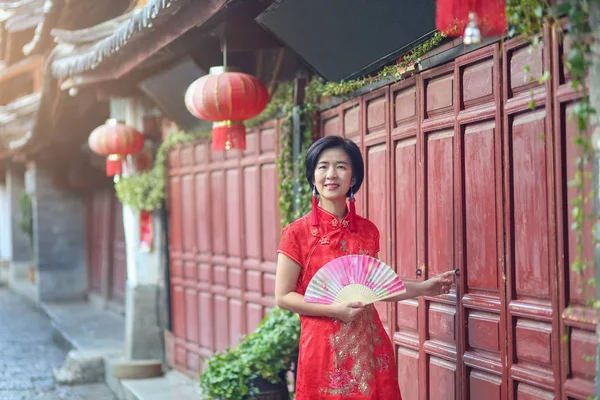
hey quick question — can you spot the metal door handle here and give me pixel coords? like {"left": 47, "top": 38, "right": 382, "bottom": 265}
{"left": 454, "top": 268, "right": 460, "bottom": 276}
{"left": 416, "top": 264, "right": 425, "bottom": 277}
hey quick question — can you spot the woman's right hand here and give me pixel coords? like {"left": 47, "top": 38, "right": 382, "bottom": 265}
{"left": 332, "top": 301, "right": 365, "bottom": 323}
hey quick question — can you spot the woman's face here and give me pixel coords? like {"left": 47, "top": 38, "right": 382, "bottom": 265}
{"left": 313, "top": 147, "right": 354, "bottom": 203}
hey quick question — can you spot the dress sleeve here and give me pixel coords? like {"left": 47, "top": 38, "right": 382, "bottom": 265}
{"left": 277, "top": 224, "right": 304, "bottom": 268}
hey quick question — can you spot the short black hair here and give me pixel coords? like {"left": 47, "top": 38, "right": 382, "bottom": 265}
{"left": 305, "top": 136, "right": 364, "bottom": 197}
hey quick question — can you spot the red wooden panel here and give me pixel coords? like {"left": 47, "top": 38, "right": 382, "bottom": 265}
{"left": 210, "top": 171, "right": 226, "bottom": 255}
{"left": 199, "top": 292, "right": 213, "bottom": 348}
{"left": 187, "top": 352, "right": 200, "bottom": 373}
{"left": 366, "top": 144, "right": 388, "bottom": 324}
{"left": 170, "top": 259, "right": 183, "bottom": 278}
{"left": 194, "top": 142, "right": 207, "bottom": 164}
{"left": 183, "top": 261, "right": 196, "bottom": 280}
{"left": 185, "top": 289, "right": 199, "bottom": 343}
{"left": 397, "top": 347, "right": 419, "bottom": 400}
{"left": 226, "top": 169, "right": 241, "bottom": 257}
{"left": 263, "top": 273, "right": 276, "bottom": 297}
{"left": 366, "top": 96, "right": 387, "bottom": 135}
{"left": 180, "top": 145, "right": 194, "bottom": 167}
{"left": 393, "top": 86, "right": 417, "bottom": 124}
{"left": 244, "top": 166, "right": 260, "bottom": 260}
{"left": 195, "top": 173, "right": 210, "bottom": 254}
{"left": 246, "top": 302, "right": 263, "bottom": 333}
{"left": 245, "top": 270, "right": 261, "bottom": 292}
{"left": 428, "top": 303, "right": 456, "bottom": 343}
{"left": 429, "top": 357, "right": 457, "bottom": 400}
{"left": 171, "top": 285, "right": 186, "bottom": 338}
{"left": 467, "top": 311, "right": 500, "bottom": 353}
{"left": 229, "top": 298, "right": 243, "bottom": 346}
{"left": 425, "top": 73, "right": 454, "bottom": 116}
{"left": 260, "top": 127, "right": 276, "bottom": 153}
{"left": 397, "top": 300, "right": 418, "bottom": 332}
{"left": 180, "top": 175, "right": 196, "bottom": 253}
{"left": 261, "top": 164, "right": 278, "bottom": 263}
{"left": 394, "top": 138, "right": 417, "bottom": 280}
{"left": 511, "top": 110, "right": 551, "bottom": 298}
{"left": 464, "top": 121, "right": 498, "bottom": 291}
{"left": 323, "top": 114, "right": 339, "bottom": 137}
{"left": 343, "top": 104, "right": 360, "bottom": 139}
{"left": 469, "top": 370, "right": 502, "bottom": 400}
{"left": 515, "top": 319, "right": 552, "bottom": 366}
{"left": 228, "top": 268, "right": 242, "bottom": 289}
{"left": 427, "top": 130, "right": 454, "bottom": 277}
{"left": 213, "top": 266, "right": 227, "bottom": 287}
{"left": 564, "top": 102, "right": 595, "bottom": 304}
{"left": 214, "top": 295, "right": 229, "bottom": 351}
{"left": 515, "top": 383, "right": 554, "bottom": 400}
{"left": 569, "top": 328, "right": 595, "bottom": 380}
{"left": 245, "top": 131, "right": 258, "bottom": 155}
{"left": 168, "top": 177, "right": 183, "bottom": 252}
{"left": 199, "top": 263, "right": 210, "bottom": 283}
{"left": 508, "top": 44, "right": 543, "bottom": 98}
{"left": 461, "top": 59, "right": 494, "bottom": 106}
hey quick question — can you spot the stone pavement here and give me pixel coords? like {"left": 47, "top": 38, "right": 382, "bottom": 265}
{"left": 0, "top": 287, "right": 116, "bottom": 400}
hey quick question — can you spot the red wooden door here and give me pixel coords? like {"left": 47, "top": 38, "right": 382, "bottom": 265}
{"left": 85, "top": 186, "right": 127, "bottom": 306}
{"left": 167, "top": 121, "right": 281, "bottom": 376}
{"left": 552, "top": 30, "right": 597, "bottom": 399}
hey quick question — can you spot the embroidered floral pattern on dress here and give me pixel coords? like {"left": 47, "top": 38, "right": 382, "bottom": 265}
{"left": 342, "top": 220, "right": 349, "bottom": 228}
{"left": 310, "top": 228, "right": 319, "bottom": 237}
{"left": 321, "top": 306, "right": 386, "bottom": 396}
{"left": 331, "top": 219, "right": 339, "bottom": 228}
{"left": 319, "top": 237, "right": 330, "bottom": 245}
{"left": 340, "top": 240, "right": 349, "bottom": 253}
{"left": 376, "top": 355, "right": 391, "bottom": 372}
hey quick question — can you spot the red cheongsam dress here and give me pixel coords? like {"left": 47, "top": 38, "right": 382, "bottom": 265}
{"left": 277, "top": 206, "right": 402, "bottom": 400}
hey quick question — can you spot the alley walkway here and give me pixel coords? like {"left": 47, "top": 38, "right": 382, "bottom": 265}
{"left": 0, "top": 288, "right": 116, "bottom": 400}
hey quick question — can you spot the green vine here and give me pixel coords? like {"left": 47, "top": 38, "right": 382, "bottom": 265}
{"left": 318, "top": 32, "right": 447, "bottom": 97}
{"left": 508, "top": 1, "right": 597, "bottom": 393}
{"left": 276, "top": 79, "right": 321, "bottom": 226}
{"left": 115, "top": 130, "right": 208, "bottom": 211}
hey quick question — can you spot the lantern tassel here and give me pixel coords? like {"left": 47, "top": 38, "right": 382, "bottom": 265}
{"left": 212, "top": 121, "right": 246, "bottom": 151}
{"left": 106, "top": 154, "right": 123, "bottom": 177}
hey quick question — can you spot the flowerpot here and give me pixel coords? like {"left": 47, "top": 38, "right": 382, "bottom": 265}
{"left": 246, "top": 371, "right": 289, "bottom": 400}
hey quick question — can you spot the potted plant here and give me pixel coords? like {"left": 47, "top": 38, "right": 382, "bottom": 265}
{"left": 199, "top": 307, "right": 300, "bottom": 399}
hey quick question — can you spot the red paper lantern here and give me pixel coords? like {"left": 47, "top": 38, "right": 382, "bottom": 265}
{"left": 436, "top": 0, "right": 506, "bottom": 39}
{"left": 88, "top": 119, "right": 145, "bottom": 176}
{"left": 185, "top": 66, "right": 269, "bottom": 151}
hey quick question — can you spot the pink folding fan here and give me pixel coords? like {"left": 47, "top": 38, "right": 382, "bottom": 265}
{"left": 304, "top": 255, "right": 406, "bottom": 305}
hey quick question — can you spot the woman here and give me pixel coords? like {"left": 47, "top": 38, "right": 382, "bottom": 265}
{"left": 275, "top": 136, "right": 455, "bottom": 399}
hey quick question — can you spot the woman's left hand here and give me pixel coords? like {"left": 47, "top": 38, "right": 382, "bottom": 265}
{"left": 421, "top": 270, "right": 455, "bottom": 296}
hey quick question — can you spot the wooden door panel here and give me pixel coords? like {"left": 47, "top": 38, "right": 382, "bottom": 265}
{"left": 226, "top": 169, "right": 241, "bottom": 258}
{"left": 463, "top": 122, "right": 499, "bottom": 292}
{"left": 511, "top": 110, "right": 551, "bottom": 298}
{"left": 426, "top": 130, "right": 454, "bottom": 278}
{"left": 367, "top": 143, "right": 389, "bottom": 326}
{"left": 195, "top": 172, "right": 210, "bottom": 254}
{"left": 210, "top": 171, "right": 226, "bottom": 256}
{"left": 503, "top": 35, "right": 561, "bottom": 398}
{"left": 469, "top": 370, "right": 503, "bottom": 400}
{"left": 261, "top": 164, "right": 278, "bottom": 262}
{"left": 243, "top": 166, "right": 260, "bottom": 260}
{"left": 397, "top": 347, "right": 420, "bottom": 400}
{"left": 429, "top": 357, "right": 457, "bottom": 400}
{"left": 181, "top": 174, "right": 196, "bottom": 253}
{"left": 394, "top": 138, "right": 418, "bottom": 280}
